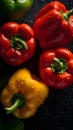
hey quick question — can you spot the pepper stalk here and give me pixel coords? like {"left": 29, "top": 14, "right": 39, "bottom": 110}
{"left": 61, "top": 9, "right": 73, "bottom": 21}
{"left": 51, "top": 57, "right": 68, "bottom": 73}
{"left": 10, "top": 35, "right": 28, "bottom": 50}
{"left": 5, "top": 93, "right": 25, "bottom": 114}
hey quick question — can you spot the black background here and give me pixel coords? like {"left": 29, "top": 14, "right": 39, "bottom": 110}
{"left": 0, "top": 0, "right": 73, "bottom": 130}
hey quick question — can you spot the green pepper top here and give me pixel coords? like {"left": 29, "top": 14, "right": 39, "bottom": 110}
{"left": 0, "top": 0, "right": 33, "bottom": 21}
{"left": 0, "top": 117, "right": 24, "bottom": 130}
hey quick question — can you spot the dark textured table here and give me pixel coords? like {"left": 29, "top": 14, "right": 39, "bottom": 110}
{"left": 0, "top": 0, "right": 73, "bottom": 130}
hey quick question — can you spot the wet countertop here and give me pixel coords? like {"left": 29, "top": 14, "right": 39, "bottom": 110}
{"left": 0, "top": 0, "right": 73, "bottom": 130}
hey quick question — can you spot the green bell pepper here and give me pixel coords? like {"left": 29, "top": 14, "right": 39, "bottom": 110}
{"left": 0, "top": 117, "right": 24, "bottom": 130}
{"left": 0, "top": 0, "right": 33, "bottom": 21}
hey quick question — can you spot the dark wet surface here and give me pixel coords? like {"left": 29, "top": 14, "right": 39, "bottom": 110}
{"left": 0, "top": 0, "right": 73, "bottom": 130}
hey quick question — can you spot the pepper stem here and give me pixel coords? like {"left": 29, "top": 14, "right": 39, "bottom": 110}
{"left": 66, "top": 9, "right": 73, "bottom": 18}
{"left": 61, "top": 9, "right": 73, "bottom": 21}
{"left": 10, "top": 35, "right": 28, "bottom": 50}
{"left": 5, "top": 99, "right": 20, "bottom": 114}
{"left": 5, "top": 93, "right": 25, "bottom": 114}
{"left": 51, "top": 58, "right": 67, "bottom": 73}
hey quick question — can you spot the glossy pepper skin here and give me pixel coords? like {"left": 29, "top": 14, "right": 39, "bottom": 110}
{"left": 0, "top": 22, "right": 36, "bottom": 66}
{"left": 1, "top": 68, "right": 49, "bottom": 119}
{"left": 0, "top": 0, "right": 33, "bottom": 21}
{"left": 39, "top": 47, "right": 73, "bottom": 89}
{"left": 33, "top": 1, "right": 73, "bottom": 49}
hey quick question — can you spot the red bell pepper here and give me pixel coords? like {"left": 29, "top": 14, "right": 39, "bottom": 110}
{"left": 0, "top": 22, "right": 36, "bottom": 65}
{"left": 33, "top": 1, "right": 73, "bottom": 49}
{"left": 39, "top": 47, "right": 73, "bottom": 89}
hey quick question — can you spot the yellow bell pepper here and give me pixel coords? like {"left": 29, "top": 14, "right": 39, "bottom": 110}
{"left": 1, "top": 68, "right": 49, "bottom": 119}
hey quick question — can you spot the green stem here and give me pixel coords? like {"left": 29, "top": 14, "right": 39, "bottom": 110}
{"left": 5, "top": 99, "right": 20, "bottom": 114}
{"left": 15, "top": 37, "right": 28, "bottom": 49}
{"left": 67, "top": 9, "right": 73, "bottom": 17}
{"left": 62, "top": 8, "right": 73, "bottom": 21}
{"left": 5, "top": 93, "right": 25, "bottom": 114}
{"left": 51, "top": 58, "right": 67, "bottom": 73}
{"left": 53, "top": 58, "right": 64, "bottom": 69}
{"left": 10, "top": 35, "right": 28, "bottom": 50}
